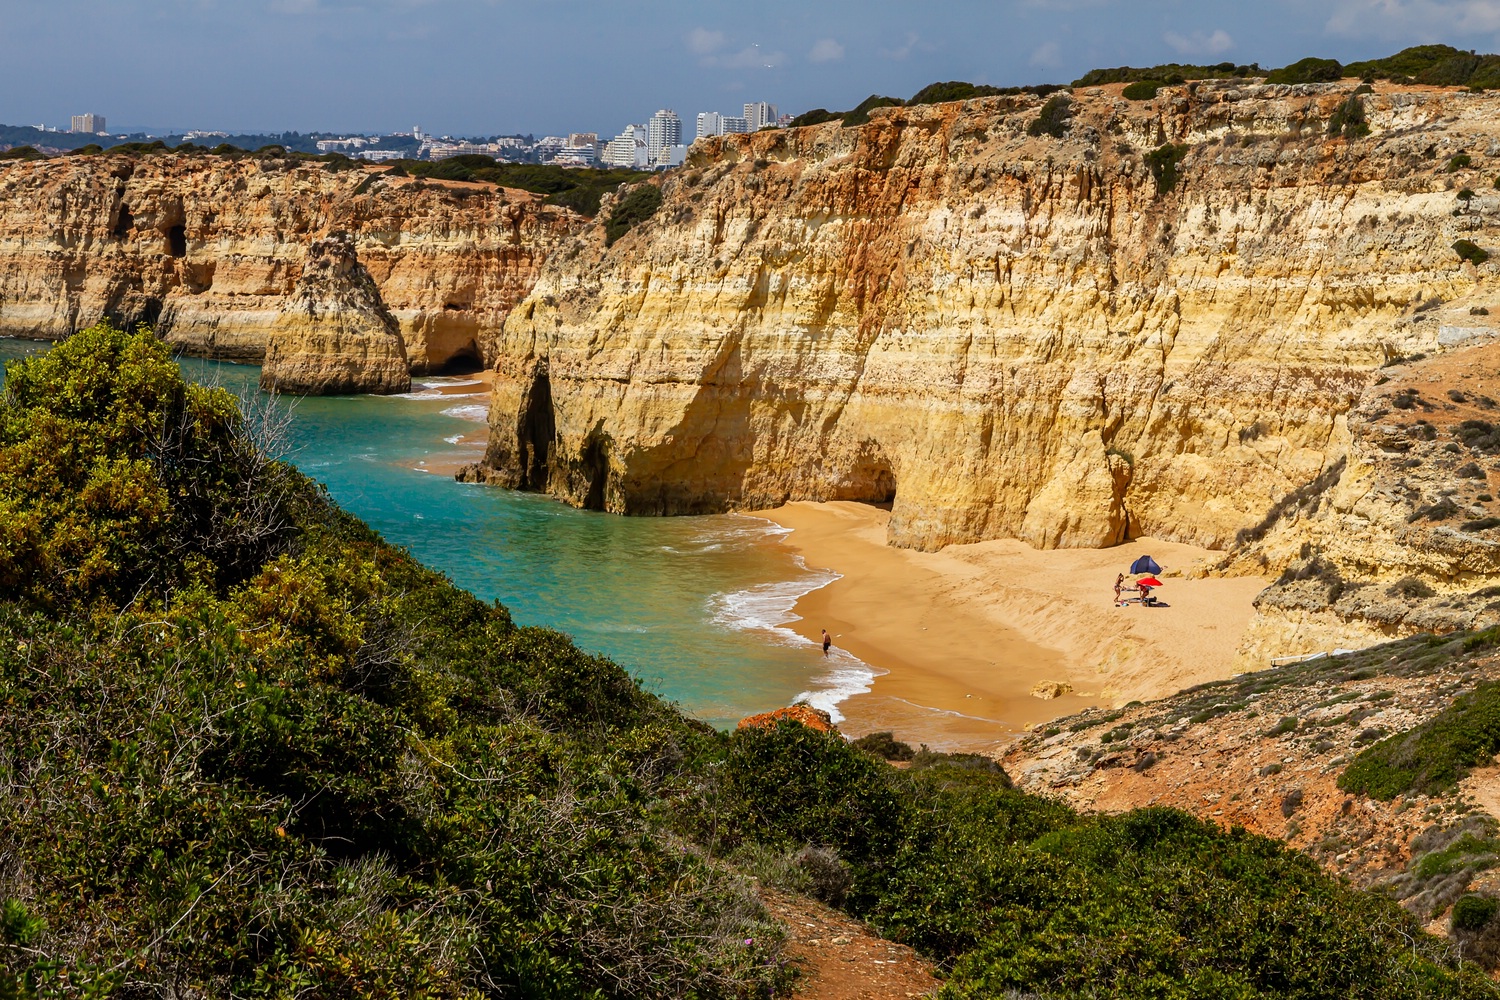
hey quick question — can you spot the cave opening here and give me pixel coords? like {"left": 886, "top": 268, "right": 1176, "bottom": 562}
{"left": 435, "top": 346, "right": 483, "bottom": 376}
{"left": 112, "top": 204, "right": 133, "bottom": 240}
{"left": 581, "top": 433, "right": 608, "bottom": 511}
{"left": 166, "top": 224, "right": 187, "bottom": 258}
{"left": 517, "top": 363, "right": 555, "bottom": 491}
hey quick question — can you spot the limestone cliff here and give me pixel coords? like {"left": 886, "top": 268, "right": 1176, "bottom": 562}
{"left": 0, "top": 154, "right": 577, "bottom": 392}
{"left": 481, "top": 81, "right": 1498, "bottom": 554}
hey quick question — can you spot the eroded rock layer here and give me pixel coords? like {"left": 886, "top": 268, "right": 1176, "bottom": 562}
{"left": 0, "top": 154, "right": 577, "bottom": 393}
{"left": 483, "top": 81, "right": 1499, "bottom": 552}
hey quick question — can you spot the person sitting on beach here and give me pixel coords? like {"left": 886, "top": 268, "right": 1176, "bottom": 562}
{"left": 821, "top": 628, "right": 832, "bottom": 656}
{"left": 1138, "top": 583, "right": 1153, "bottom": 606}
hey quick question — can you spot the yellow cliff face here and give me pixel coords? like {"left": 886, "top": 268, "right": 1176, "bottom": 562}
{"left": 0, "top": 155, "right": 576, "bottom": 392}
{"left": 486, "top": 81, "right": 1497, "bottom": 551}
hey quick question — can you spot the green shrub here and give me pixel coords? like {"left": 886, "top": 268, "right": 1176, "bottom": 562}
{"left": 909, "top": 81, "right": 1003, "bottom": 105}
{"left": 1122, "top": 79, "right": 1166, "bottom": 100}
{"left": 1454, "top": 893, "right": 1500, "bottom": 931}
{"left": 841, "top": 94, "right": 904, "bottom": 127}
{"left": 1456, "top": 240, "right": 1491, "bottom": 265}
{"left": 1144, "top": 142, "right": 1190, "bottom": 194}
{"left": 850, "top": 730, "right": 916, "bottom": 761}
{"left": 603, "top": 183, "right": 663, "bottom": 247}
{"left": 788, "top": 108, "right": 841, "bottom": 127}
{"left": 0, "top": 146, "right": 46, "bottom": 161}
{"left": 1027, "top": 95, "right": 1074, "bottom": 138}
{"left": 1327, "top": 95, "right": 1371, "bottom": 138}
{"left": 1340, "top": 681, "right": 1500, "bottom": 798}
{"left": 1451, "top": 153, "right": 1475, "bottom": 172}
{"left": 1267, "top": 715, "right": 1300, "bottom": 737}
{"left": 1265, "top": 57, "right": 1344, "bottom": 84}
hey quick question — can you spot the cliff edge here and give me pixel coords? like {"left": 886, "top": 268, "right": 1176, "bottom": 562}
{"left": 481, "top": 80, "right": 1497, "bottom": 555}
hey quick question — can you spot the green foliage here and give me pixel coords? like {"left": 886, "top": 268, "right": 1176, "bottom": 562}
{"left": 1145, "top": 142, "right": 1191, "bottom": 194}
{"left": 1341, "top": 681, "right": 1500, "bottom": 798}
{"left": 841, "top": 94, "right": 905, "bottom": 127}
{"left": 1265, "top": 57, "right": 1344, "bottom": 84}
{"left": 1451, "top": 152, "right": 1475, "bottom": 172}
{"left": 1026, "top": 95, "right": 1074, "bottom": 138}
{"left": 384, "top": 157, "right": 649, "bottom": 216}
{"left": 788, "top": 108, "right": 841, "bottom": 127}
{"left": 1346, "top": 45, "right": 1468, "bottom": 80}
{"left": 1455, "top": 239, "right": 1492, "bottom": 265}
{"left": 850, "top": 730, "right": 916, "bottom": 761}
{"left": 1122, "top": 79, "right": 1168, "bottom": 100}
{"left": 1073, "top": 62, "right": 1259, "bottom": 86}
{"left": 1327, "top": 94, "right": 1371, "bottom": 138}
{"left": 603, "top": 183, "right": 663, "bottom": 248}
{"left": 1455, "top": 894, "right": 1500, "bottom": 932}
{"left": 908, "top": 81, "right": 1004, "bottom": 105}
{"left": 3, "top": 327, "right": 1498, "bottom": 998}
{"left": 0, "top": 147, "right": 45, "bottom": 161}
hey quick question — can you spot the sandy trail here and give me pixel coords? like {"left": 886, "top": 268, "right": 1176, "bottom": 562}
{"left": 756, "top": 501, "right": 1269, "bottom": 753}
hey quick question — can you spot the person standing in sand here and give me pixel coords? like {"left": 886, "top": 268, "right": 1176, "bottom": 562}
{"left": 821, "top": 629, "right": 832, "bottom": 655}
{"left": 1114, "top": 574, "right": 1124, "bottom": 604}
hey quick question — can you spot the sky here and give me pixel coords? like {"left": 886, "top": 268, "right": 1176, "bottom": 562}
{"left": 4, "top": 0, "right": 1500, "bottom": 138}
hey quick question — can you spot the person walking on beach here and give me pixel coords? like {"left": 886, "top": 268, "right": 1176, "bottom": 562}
{"left": 821, "top": 629, "right": 832, "bottom": 656}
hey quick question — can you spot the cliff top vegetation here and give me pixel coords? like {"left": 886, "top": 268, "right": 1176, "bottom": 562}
{"left": 2, "top": 324, "right": 1498, "bottom": 997}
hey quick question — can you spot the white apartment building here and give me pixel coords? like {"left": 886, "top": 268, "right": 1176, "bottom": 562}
{"left": 743, "top": 102, "right": 777, "bottom": 131}
{"left": 601, "top": 125, "right": 648, "bottom": 168}
{"left": 695, "top": 112, "right": 750, "bottom": 142}
{"left": 646, "top": 109, "right": 681, "bottom": 163}
{"left": 70, "top": 113, "right": 106, "bottom": 134}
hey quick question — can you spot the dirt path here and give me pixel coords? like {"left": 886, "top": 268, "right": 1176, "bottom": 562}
{"left": 761, "top": 889, "right": 939, "bottom": 1000}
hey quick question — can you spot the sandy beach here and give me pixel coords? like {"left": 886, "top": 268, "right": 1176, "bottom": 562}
{"left": 756, "top": 501, "right": 1269, "bottom": 754}
{"left": 406, "top": 369, "right": 494, "bottom": 477}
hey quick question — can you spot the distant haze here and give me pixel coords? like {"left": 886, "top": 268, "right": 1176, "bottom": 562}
{"left": 3, "top": 0, "right": 1499, "bottom": 138}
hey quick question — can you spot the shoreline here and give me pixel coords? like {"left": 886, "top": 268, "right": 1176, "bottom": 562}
{"left": 753, "top": 501, "right": 1269, "bottom": 754}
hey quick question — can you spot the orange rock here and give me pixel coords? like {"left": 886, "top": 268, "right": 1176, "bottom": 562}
{"left": 736, "top": 705, "right": 836, "bottom": 733}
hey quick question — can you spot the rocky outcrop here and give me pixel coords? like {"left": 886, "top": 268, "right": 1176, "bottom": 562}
{"left": 481, "top": 81, "right": 1500, "bottom": 551}
{"left": 0, "top": 154, "right": 577, "bottom": 392}
{"left": 261, "top": 235, "right": 409, "bottom": 394}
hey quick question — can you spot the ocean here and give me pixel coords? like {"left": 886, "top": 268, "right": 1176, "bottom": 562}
{"left": 0, "top": 339, "right": 874, "bottom": 729}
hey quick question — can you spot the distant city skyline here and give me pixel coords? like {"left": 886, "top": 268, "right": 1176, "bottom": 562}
{"left": 5, "top": 1, "right": 1500, "bottom": 137}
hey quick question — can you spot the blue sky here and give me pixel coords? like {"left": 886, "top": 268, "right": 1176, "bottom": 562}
{"left": 3, "top": 0, "right": 1500, "bottom": 137}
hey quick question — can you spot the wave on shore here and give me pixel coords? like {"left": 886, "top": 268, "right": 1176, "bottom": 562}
{"left": 708, "top": 519, "right": 880, "bottom": 724}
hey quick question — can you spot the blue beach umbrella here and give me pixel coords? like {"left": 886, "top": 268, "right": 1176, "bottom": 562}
{"left": 1129, "top": 555, "right": 1162, "bottom": 575}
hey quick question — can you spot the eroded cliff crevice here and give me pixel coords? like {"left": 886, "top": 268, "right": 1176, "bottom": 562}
{"left": 0, "top": 155, "right": 579, "bottom": 393}
{"left": 483, "top": 80, "right": 1494, "bottom": 552}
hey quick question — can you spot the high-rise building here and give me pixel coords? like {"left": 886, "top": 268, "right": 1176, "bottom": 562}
{"left": 70, "top": 113, "right": 105, "bottom": 134}
{"left": 743, "top": 102, "right": 777, "bottom": 131}
{"left": 696, "top": 112, "right": 723, "bottom": 142}
{"left": 601, "top": 125, "right": 648, "bottom": 168}
{"left": 646, "top": 109, "right": 681, "bottom": 163}
{"left": 696, "top": 112, "right": 751, "bottom": 142}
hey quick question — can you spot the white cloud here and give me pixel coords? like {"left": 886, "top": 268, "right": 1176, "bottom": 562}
{"left": 1029, "top": 40, "right": 1062, "bottom": 68}
{"left": 809, "top": 38, "right": 845, "bottom": 63}
{"left": 687, "top": 27, "right": 726, "bottom": 55}
{"left": 882, "top": 32, "right": 923, "bottom": 60}
{"left": 1326, "top": 0, "right": 1500, "bottom": 38}
{"left": 1163, "top": 28, "right": 1234, "bottom": 56}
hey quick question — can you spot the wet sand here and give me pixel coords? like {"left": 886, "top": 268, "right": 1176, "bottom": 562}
{"left": 756, "top": 501, "right": 1269, "bottom": 754}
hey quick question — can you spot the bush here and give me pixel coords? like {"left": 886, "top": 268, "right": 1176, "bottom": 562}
{"left": 841, "top": 94, "right": 904, "bottom": 127}
{"left": 1455, "top": 239, "right": 1491, "bottom": 265}
{"left": 850, "top": 730, "right": 916, "bottom": 761}
{"left": 788, "top": 108, "right": 841, "bottom": 128}
{"left": 603, "top": 183, "right": 663, "bottom": 247}
{"left": 1122, "top": 80, "right": 1166, "bottom": 100}
{"left": 1327, "top": 95, "right": 1371, "bottom": 139}
{"left": 1454, "top": 893, "right": 1500, "bottom": 932}
{"left": 0, "top": 146, "right": 46, "bottom": 161}
{"left": 1027, "top": 95, "right": 1074, "bottom": 138}
{"left": 1265, "top": 57, "right": 1344, "bottom": 84}
{"left": 1340, "top": 681, "right": 1500, "bottom": 798}
{"left": 909, "top": 81, "right": 1003, "bottom": 105}
{"left": 1390, "top": 576, "right": 1439, "bottom": 598}
{"left": 1144, "top": 143, "right": 1191, "bottom": 194}
{"left": 1451, "top": 153, "right": 1475, "bottom": 172}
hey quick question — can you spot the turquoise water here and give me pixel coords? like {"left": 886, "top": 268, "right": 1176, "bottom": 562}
{"left": 0, "top": 339, "right": 872, "bottom": 729}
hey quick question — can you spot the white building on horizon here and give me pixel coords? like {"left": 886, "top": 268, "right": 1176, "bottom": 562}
{"left": 696, "top": 112, "right": 749, "bottom": 141}
{"left": 70, "top": 113, "right": 106, "bottom": 134}
{"left": 646, "top": 109, "right": 681, "bottom": 164}
{"left": 601, "top": 125, "right": 648, "bottom": 168}
{"left": 744, "top": 102, "right": 777, "bottom": 131}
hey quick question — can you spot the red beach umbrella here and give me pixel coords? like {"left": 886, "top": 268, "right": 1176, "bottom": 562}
{"left": 1136, "top": 576, "right": 1164, "bottom": 588}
